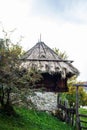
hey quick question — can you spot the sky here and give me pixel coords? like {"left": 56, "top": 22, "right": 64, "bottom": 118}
{"left": 0, "top": 0, "right": 87, "bottom": 81}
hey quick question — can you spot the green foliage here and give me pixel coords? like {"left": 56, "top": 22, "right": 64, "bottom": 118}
{"left": 66, "top": 76, "right": 78, "bottom": 106}
{"left": 67, "top": 78, "right": 87, "bottom": 106}
{"left": 53, "top": 48, "right": 68, "bottom": 60}
{"left": 0, "top": 31, "right": 42, "bottom": 113}
{"left": 0, "top": 33, "right": 23, "bottom": 111}
{"left": 18, "top": 68, "right": 43, "bottom": 89}
{"left": 59, "top": 77, "right": 87, "bottom": 107}
{"left": 0, "top": 107, "right": 75, "bottom": 130}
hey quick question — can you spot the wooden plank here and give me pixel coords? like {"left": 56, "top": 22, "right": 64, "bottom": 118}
{"left": 73, "top": 84, "right": 87, "bottom": 87}
{"left": 58, "top": 104, "right": 67, "bottom": 111}
{"left": 80, "top": 120, "right": 87, "bottom": 123}
{"left": 75, "top": 86, "right": 80, "bottom": 130}
{"left": 58, "top": 103, "right": 75, "bottom": 111}
{"left": 79, "top": 114, "right": 87, "bottom": 117}
{"left": 80, "top": 126, "right": 87, "bottom": 129}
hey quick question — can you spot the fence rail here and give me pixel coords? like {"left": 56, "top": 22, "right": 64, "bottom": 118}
{"left": 57, "top": 97, "right": 76, "bottom": 126}
{"left": 79, "top": 114, "right": 87, "bottom": 130}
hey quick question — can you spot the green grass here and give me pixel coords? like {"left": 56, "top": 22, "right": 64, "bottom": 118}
{"left": 0, "top": 107, "right": 75, "bottom": 130}
{"left": 79, "top": 108, "right": 87, "bottom": 128}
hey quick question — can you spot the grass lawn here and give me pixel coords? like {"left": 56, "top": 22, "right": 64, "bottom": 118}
{"left": 79, "top": 108, "right": 87, "bottom": 128}
{"left": 0, "top": 107, "right": 75, "bottom": 130}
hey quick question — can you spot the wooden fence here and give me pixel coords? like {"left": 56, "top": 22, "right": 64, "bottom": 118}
{"left": 57, "top": 95, "right": 76, "bottom": 126}
{"left": 73, "top": 84, "right": 87, "bottom": 130}
{"left": 79, "top": 114, "right": 87, "bottom": 130}
{"left": 57, "top": 84, "right": 87, "bottom": 130}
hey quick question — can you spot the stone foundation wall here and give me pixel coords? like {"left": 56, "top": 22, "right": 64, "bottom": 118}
{"left": 27, "top": 92, "right": 58, "bottom": 111}
{"left": 11, "top": 91, "right": 58, "bottom": 111}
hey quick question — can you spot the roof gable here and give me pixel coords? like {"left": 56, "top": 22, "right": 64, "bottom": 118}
{"left": 21, "top": 41, "right": 79, "bottom": 78}
{"left": 21, "top": 42, "right": 63, "bottom": 61}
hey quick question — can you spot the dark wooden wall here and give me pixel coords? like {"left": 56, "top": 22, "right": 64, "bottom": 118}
{"left": 35, "top": 73, "right": 68, "bottom": 92}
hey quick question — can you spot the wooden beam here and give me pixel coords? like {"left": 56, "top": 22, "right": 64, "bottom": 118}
{"left": 73, "top": 84, "right": 87, "bottom": 87}
{"left": 21, "top": 59, "right": 73, "bottom": 63}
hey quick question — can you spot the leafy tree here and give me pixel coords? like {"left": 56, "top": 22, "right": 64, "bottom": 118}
{"left": 0, "top": 37, "right": 23, "bottom": 114}
{"left": 53, "top": 48, "right": 68, "bottom": 60}
{"left": 54, "top": 48, "right": 87, "bottom": 107}
{"left": 0, "top": 30, "right": 42, "bottom": 113}
{"left": 67, "top": 79, "right": 87, "bottom": 106}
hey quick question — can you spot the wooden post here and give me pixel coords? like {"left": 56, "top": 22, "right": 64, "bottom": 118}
{"left": 57, "top": 93, "right": 61, "bottom": 108}
{"left": 76, "top": 86, "right": 80, "bottom": 130}
{"left": 73, "top": 84, "right": 87, "bottom": 129}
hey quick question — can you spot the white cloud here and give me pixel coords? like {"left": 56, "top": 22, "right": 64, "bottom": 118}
{"left": 62, "top": 0, "right": 87, "bottom": 23}
{"left": 0, "top": 0, "right": 32, "bottom": 29}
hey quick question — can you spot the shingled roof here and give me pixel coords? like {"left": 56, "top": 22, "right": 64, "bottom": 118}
{"left": 21, "top": 41, "right": 79, "bottom": 78}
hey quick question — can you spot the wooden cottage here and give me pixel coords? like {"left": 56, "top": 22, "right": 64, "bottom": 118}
{"left": 21, "top": 41, "right": 79, "bottom": 92}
